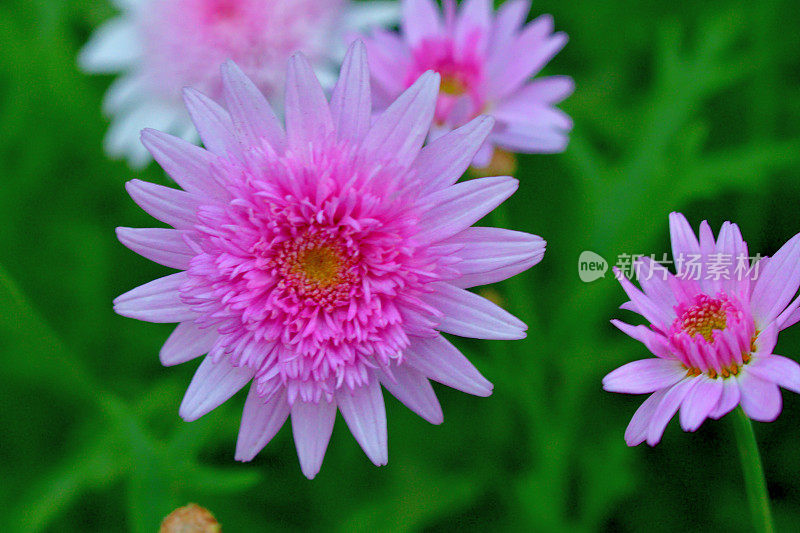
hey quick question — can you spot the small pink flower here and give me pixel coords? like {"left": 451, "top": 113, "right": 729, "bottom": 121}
{"left": 114, "top": 42, "right": 545, "bottom": 478}
{"left": 360, "top": 0, "right": 573, "bottom": 166}
{"left": 604, "top": 212, "right": 800, "bottom": 446}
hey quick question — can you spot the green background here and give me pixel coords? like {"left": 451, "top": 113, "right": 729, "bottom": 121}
{"left": 2, "top": 0, "right": 800, "bottom": 531}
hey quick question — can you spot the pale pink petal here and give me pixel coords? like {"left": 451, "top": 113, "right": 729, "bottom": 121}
{"left": 625, "top": 388, "right": 669, "bottom": 446}
{"left": 336, "top": 378, "right": 388, "bottom": 466}
{"left": 140, "top": 129, "right": 226, "bottom": 198}
{"left": 610, "top": 320, "right": 672, "bottom": 358}
{"left": 285, "top": 53, "right": 335, "bottom": 150}
{"left": 443, "top": 227, "right": 545, "bottom": 288}
{"left": 669, "top": 212, "right": 701, "bottom": 271}
{"left": 455, "top": 0, "right": 491, "bottom": 53}
{"left": 415, "top": 176, "right": 518, "bottom": 245}
{"left": 182, "top": 87, "right": 242, "bottom": 160}
{"left": 330, "top": 40, "right": 372, "bottom": 144}
{"left": 615, "top": 268, "right": 673, "bottom": 329}
{"left": 402, "top": 0, "right": 442, "bottom": 45}
{"left": 220, "top": 60, "right": 286, "bottom": 153}
{"left": 179, "top": 356, "right": 254, "bottom": 422}
{"left": 714, "top": 221, "right": 749, "bottom": 297}
{"left": 361, "top": 70, "right": 440, "bottom": 167}
{"left": 602, "top": 359, "right": 686, "bottom": 394}
{"left": 737, "top": 372, "right": 782, "bottom": 422}
{"left": 487, "top": 0, "right": 530, "bottom": 64}
{"left": 679, "top": 377, "right": 723, "bottom": 432}
{"left": 747, "top": 354, "right": 800, "bottom": 394}
{"left": 422, "top": 283, "right": 526, "bottom": 340}
{"left": 780, "top": 306, "right": 800, "bottom": 329}
{"left": 647, "top": 379, "right": 696, "bottom": 446}
{"left": 125, "top": 179, "right": 202, "bottom": 230}
{"left": 114, "top": 272, "right": 195, "bottom": 323}
{"left": 504, "top": 76, "right": 574, "bottom": 105}
{"left": 405, "top": 335, "right": 493, "bottom": 396}
{"left": 375, "top": 365, "right": 443, "bottom": 424}
{"left": 635, "top": 257, "right": 677, "bottom": 315}
{"left": 491, "top": 125, "right": 570, "bottom": 154}
{"left": 159, "top": 321, "right": 218, "bottom": 366}
{"left": 412, "top": 116, "right": 495, "bottom": 196}
{"left": 291, "top": 399, "right": 337, "bottom": 479}
{"left": 235, "top": 386, "right": 290, "bottom": 462}
{"left": 751, "top": 233, "right": 800, "bottom": 326}
{"left": 709, "top": 378, "right": 741, "bottom": 419}
{"left": 116, "top": 227, "right": 194, "bottom": 270}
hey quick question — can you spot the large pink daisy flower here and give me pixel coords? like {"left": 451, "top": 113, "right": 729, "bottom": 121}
{"left": 114, "top": 42, "right": 545, "bottom": 478}
{"left": 359, "top": 0, "right": 573, "bottom": 166}
{"left": 604, "top": 212, "right": 800, "bottom": 446}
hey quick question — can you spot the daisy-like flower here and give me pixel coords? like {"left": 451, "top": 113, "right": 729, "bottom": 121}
{"left": 359, "top": 0, "right": 573, "bottom": 166}
{"left": 79, "top": 0, "right": 398, "bottom": 167}
{"left": 114, "top": 41, "right": 546, "bottom": 478}
{"left": 604, "top": 212, "right": 800, "bottom": 446}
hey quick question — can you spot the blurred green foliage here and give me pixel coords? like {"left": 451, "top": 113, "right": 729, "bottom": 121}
{"left": 2, "top": 0, "right": 800, "bottom": 531}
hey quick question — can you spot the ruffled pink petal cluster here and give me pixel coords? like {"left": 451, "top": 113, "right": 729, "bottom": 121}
{"left": 114, "top": 42, "right": 545, "bottom": 478}
{"left": 604, "top": 212, "right": 800, "bottom": 446}
{"left": 360, "top": 0, "right": 573, "bottom": 166}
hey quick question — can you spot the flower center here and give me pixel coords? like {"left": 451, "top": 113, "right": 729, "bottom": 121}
{"left": 678, "top": 294, "right": 728, "bottom": 342}
{"left": 440, "top": 73, "right": 468, "bottom": 96}
{"left": 275, "top": 232, "right": 357, "bottom": 308}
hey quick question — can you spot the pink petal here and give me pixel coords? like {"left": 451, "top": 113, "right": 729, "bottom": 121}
{"left": 114, "top": 272, "right": 195, "bottom": 323}
{"left": 140, "top": 129, "right": 226, "bottom": 198}
{"left": 679, "top": 377, "right": 723, "bottom": 432}
{"left": 490, "top": 125, "right": 570, "bottom": 154}
{"left": 488, "top": 0, "right": 530, "bottom": 63}
{"left": 455, "top": 0, "right": 491, "bottom": 53}
{"left": 159, "top": 321, "right": 218, "bottom": 366}
{"left": 624, "top": 388, "right": 669, "bottom": 446}
{"left": 647, "top": 378, "right": 695, "bottom": 445}
{"left": 402, "top": 0, "right": 442, "bottom": 45}
{"left": 709, "top": 378, "right": 741, "bottom": 419}
{"left": 504, "top": 76, "right": 574, "bottom": 105}
{"left": 443, "top": 227, "right": 545, "bottom": 288}
{"left": 285, "top": 53, "right": 334, "bottom": 151}
{"left": 747, "top": 354, "right": 800, "bottom": 394}
{"left": 634, "top": 257, "right": 677, "bottom": 312}
{"left": 336, "top": 378, "right": 388, "bottom": 466}
{"left": 415, "top": 176, "right": 518, "bottom": 245}
{"left": 116, "top": 227, "right": 194, "bottom": 270}
{"left": 330, "top": 40, "right": 372, "bottom": 144}
{"left": 220, "top": 60, "right": 286, "bottom": 153}
{"left": 361, "top": 70, "right": 440, "bottom": 168}
{"left": 291, "top": 399, "right": 337, "bottom": 479}
{"left": 375, "top": 365, "right": 443, "bottom": 424}
{"left": 412, "top": 116, "right": 495, "bottom": 196}
{"left": 602, "top": 359, "right": 686, "bottom": 394}
{"left": 737, "top": 372, "right": 782, "bottom": 422}
{"left": 404, "top": 335, "right": 493, "bottom": 396}
{"left": 182, "top": 87, "right": 242, "bottom": 160}
{"left": 669, "top": 212, "right": 701, "bottom": 272}
{"left": 751, "top": 232, "right": 800, "bottom": 326}
{"left": 610, "top": 320, "right": 671, "bottom": 358}
{"left": 125, "top": 179, "right": 202, "bottom": 230}
{"left": 615, "top": 268, "right": 673, "bottom": 329}
{"left": 179, "top": 356, "right": 253, "bottom": 422}
{"left": 423, "top": 283, "right": 526, "bottom": 340}
{"left": 235, "top": 386, "right": 290, "bottom": 462}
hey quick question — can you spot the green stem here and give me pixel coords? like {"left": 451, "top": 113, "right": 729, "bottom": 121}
{"left": 732, "top": 408, "right": 775, "bottom": 533}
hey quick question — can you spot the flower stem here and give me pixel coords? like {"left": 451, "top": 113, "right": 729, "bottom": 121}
{"left": 732, "top": 407, "right": 775, "bottom": 533}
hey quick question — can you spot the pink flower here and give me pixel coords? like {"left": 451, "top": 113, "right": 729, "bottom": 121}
{"left": 604, "top": 212, "right": 800, "bottom": 446}
{"left": 79, "top": 0, "right": 398, "bottom": 166}
{"left": 359, "top": 0, "right": 573, "bottom": 166}
{"left": 114, "top": 42, "right": 545, "bottom": 478}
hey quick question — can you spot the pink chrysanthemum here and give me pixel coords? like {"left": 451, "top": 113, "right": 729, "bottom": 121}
{"left": 79, "top": 0, "right": 398, "bottom": 166}
{"left": 604, "top": 212, "right": 800, "bottom": 446}
{"left": 114, "top": 42, "right": 545, "bottom": 478}
{"left": 359, "top": 0, "right": 573, "bottom": 166}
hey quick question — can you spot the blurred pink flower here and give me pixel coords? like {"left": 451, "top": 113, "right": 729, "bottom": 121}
{"left": 79, "top": 0, "right": 398, "bottom": 166}
{"left": 359, "top": 0, "right": 573, "bottom": 166}
{"left": 114, "top": 42, "right": 545, "bottom": 478}
{"left": 604, "top": 212, "right": 800, "bottom": 446}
